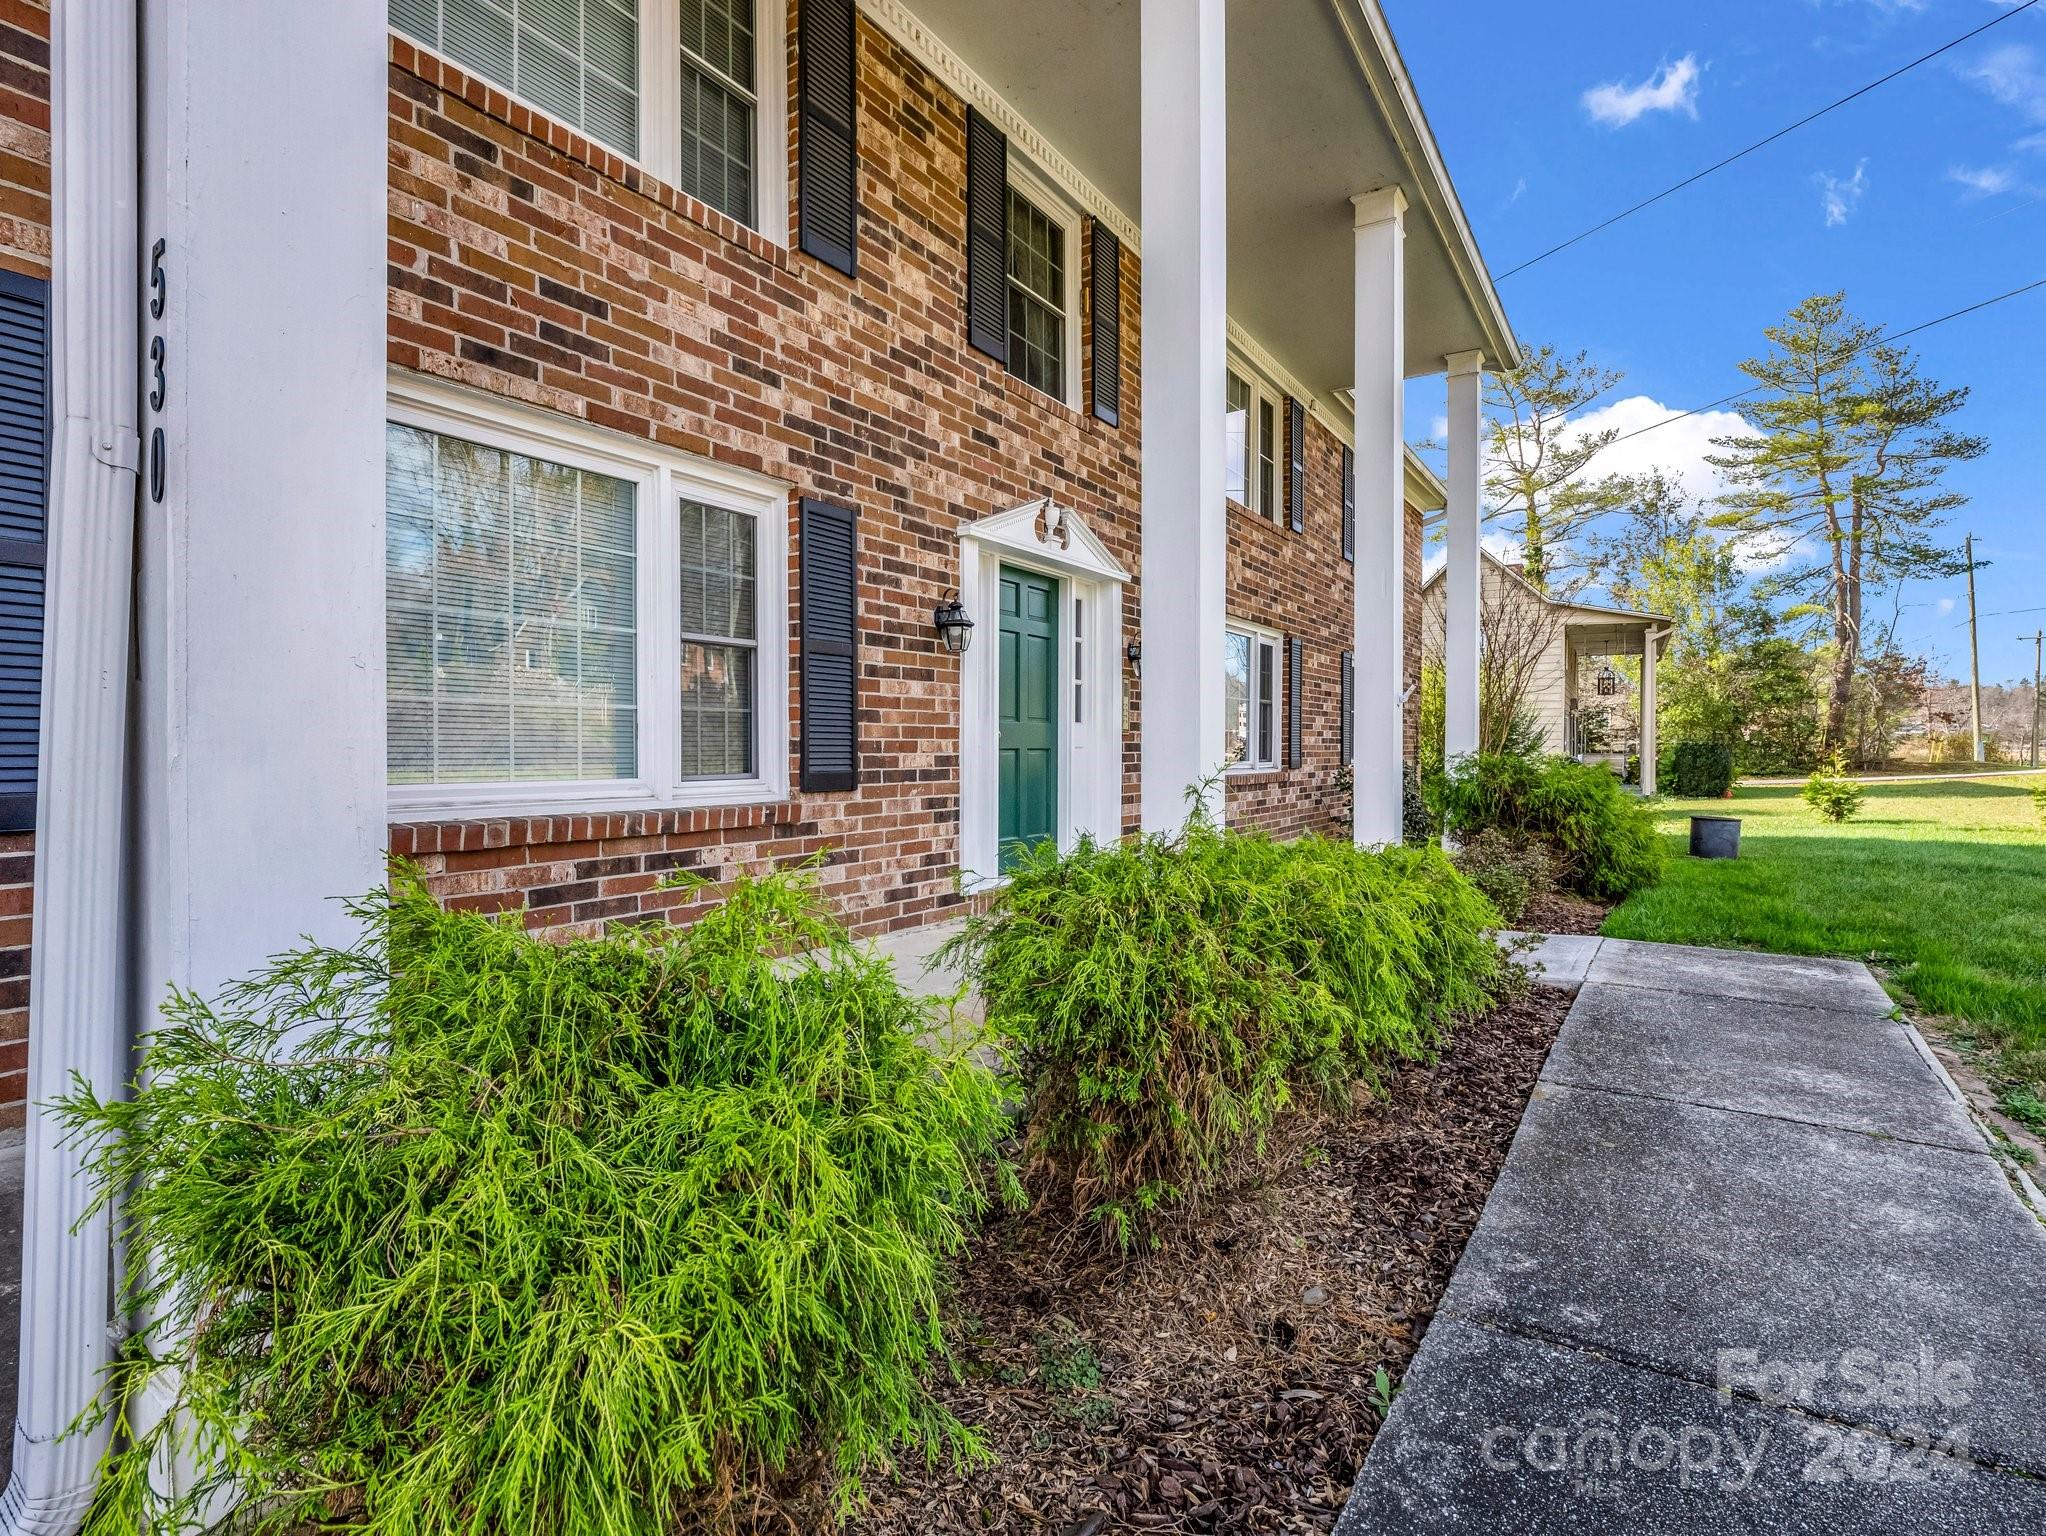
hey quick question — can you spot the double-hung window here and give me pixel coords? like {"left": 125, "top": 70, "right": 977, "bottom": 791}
{"left": 386, "top": 381, "right": 788, "bottom": 817}
{"left": 390, "top": 0, "right": 642, "bottom": 155}
{"left": 1223, "top": 623, "right": 1282, "bottom": 772}
{"left": 677, "top": 0, "right": 758, "bottom": 224}
{"left": 1005, "top": 166, "right": 1081, "bottom": 406}
{"left": 389, "top": 0, "right": 789, "bottom": 241}
{"left": 1224, "top": 364, "right": 1280, "bottom": 519}
{"left": 1225, "top": 371, "right": 1252, "bottom": 506}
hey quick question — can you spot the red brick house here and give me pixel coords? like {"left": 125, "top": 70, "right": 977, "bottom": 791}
{"left": 13, "top": 1, "right": 1511, "bottom": 1515}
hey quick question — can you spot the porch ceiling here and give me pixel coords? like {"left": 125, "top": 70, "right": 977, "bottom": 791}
{"left": 887, "top": 0, "right": 1516, "bottom": 390}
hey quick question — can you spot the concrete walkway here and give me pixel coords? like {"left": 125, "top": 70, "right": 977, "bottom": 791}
{"left": 1337, "top": 937, "right": 2046, "bottom": 1533}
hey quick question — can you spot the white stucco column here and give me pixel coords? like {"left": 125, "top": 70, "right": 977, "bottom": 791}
{"left": 1640, "top": 631, "right": 1660, "bottom": 795}
{"left": 1443, "top": 350, "right": 1484, "bottom": 766}
{"left": 1139, "top": 0, "right": 1227, "bottom": 830}
{"left": 137, "top": 1, "right": 388, "bottom": 999}
{"left": 1352, "top": 188, "right": 1407, "bottom": 847}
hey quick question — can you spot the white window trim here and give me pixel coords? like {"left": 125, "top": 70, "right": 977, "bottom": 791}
{"left": 386, "top": 372, "right": 790, "bottom": 821}
{"left": 393, "top": 1, "right": 790, "bottom": 248}
{"left": 1226, "top": 619, "right": 1284, "bottom": 774}
{"left": 1004, "top": 156, "right": 1084, "bottom": 411}
{"left": 1226, "top": 350, "right": 1284, "bottom": 522}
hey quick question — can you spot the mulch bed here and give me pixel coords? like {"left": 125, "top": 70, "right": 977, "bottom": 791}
{"left": 847, "top": 984, "right": 1574, "bottom": 1536}
{"left": 1516, "top": 889, "right": 1610, "bottom": 936}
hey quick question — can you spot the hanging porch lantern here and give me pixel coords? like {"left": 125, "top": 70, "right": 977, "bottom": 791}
{"left": 1594, "top": 663, "right": 1622, "bottom": 698}
{"left": 932, "top": 590, "right": 975, "bottom": 655}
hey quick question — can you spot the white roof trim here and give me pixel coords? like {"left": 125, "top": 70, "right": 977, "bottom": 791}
{"left": 861, "top": 0, "right": 1141, "bottom": 250}
{"left": 1422, "top": 548, "right": 1672, "bottom": 625}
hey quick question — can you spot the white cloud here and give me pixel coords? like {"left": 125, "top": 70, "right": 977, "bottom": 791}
{"left": 1428, "top": 414, "right": 1450, "bottom": 441}
{"left": 1960, "top": 42, "right": 2046, "bottom": 126}
{"left": 2017, "top": 131, "right": 2046, "bottom": 154}
{"left": 1817, "top": 159, "right": 1869, "bottom": 226}
{"left": 1582, "top": 55, "right": 1702, "bottom": 128}
{"left": 1507, "top": 175, "right": 1529, "bottom": 205}
{"left": 1949, "top": 164, "right": 2024, "bottom": 197}
{"left": 1497, "top": 394, "right": 1754, "bottom": 516}
{"left": 1937, "top": 596, "right": 1957, "bottom": 616}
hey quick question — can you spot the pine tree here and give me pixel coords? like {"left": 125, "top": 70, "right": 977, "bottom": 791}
{"left": 1708, "top": 293, "right": 1983, "bottom": 755}
{"left": 1484, "top": 343, "right": 1633, "bottom": 592}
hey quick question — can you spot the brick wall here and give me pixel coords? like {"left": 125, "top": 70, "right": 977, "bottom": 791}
{"left": 1223, "top": 409, "right": 1359, "bottom": 840}
{"left": 388, "top": 15, "right": 1143, "bottom": 937}
{"left": 387, "top": 10, "right": 1426, "bottom": 937}
{"left": 0, "top": 0, "right": 46, "bottom": 1123}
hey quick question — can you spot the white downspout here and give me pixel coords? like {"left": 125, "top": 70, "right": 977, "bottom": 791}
{"left": 0, "top": 0, "right": 140, "bottom": 1527}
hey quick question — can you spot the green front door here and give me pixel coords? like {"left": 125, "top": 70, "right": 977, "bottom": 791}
{"left": 998, "top": 566, "right": 1060, "bottom": 872}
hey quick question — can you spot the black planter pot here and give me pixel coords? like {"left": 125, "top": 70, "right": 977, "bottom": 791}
{"left": 1689, "top": 815, "right": 1742, "bottom": 860}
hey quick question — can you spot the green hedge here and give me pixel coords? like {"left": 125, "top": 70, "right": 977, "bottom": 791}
{"left": 1433, "top": 752, "right": 1664, "bottom": 902}
{"left": 947, "top": 819, "right": 1501, "bottom": 1246}
{"left": 60, "top": 868, "right": 1011, "bottom": 1534}
{"left": 1668, "top": 741, "right": 1736, "bottom": 798}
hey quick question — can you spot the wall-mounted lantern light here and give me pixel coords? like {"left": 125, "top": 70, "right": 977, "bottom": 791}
{"left": 933, "top": 591, "right": 975, "bottom": 655}
{"left": 1124, "top": 642, "right": 1142, "bottom": 680}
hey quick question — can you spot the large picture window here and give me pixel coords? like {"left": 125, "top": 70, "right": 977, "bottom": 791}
{"left": 390, "top": 0, "right": 641, "bottom": 156}
{"left": 386, "top": 424, "right": 639, "bottom": 787}
{"left": 386, "top": 383, "right": 789, "bottom": 817}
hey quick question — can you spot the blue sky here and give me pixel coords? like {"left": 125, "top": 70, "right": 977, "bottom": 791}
{"left": 1389, "top": 0, "right": 2046, "bottom": 686}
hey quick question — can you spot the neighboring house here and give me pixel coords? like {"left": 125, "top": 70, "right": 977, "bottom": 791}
{"left": 17, "top": 2, "right": 1515, "bottom": 1522}
{"left": 1421, "top": 550, "right": 1672, "bottom": 791}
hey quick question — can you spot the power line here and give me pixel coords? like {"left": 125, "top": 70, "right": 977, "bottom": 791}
{"left": 1600, "top": 274, "right": 2046, "bottom": 449}
{"left": 1497, "top": 0, "right": 2041, "bottom": 280}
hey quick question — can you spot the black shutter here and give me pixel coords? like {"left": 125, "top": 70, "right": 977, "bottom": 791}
{"left": 1340, "top": 651, "right": 1354, "bottom": 766}
{"left": 964, "top": 107, "right": 1008, "bottom": 363}
{"left": 798, "top": 0, "right": 859, "bottom": 277}
{"left": 1287, "top": 635, "right": 1304, "bottom": 770}
{"left": 0, "top": 271, "right": 47, "bottom": 834}
{"left": 800, "top": 498, "right": 859, "bottom": 792}
{"left": 1088, "top": 220, "right": 1121, "bottom": 426}
{"left": 1340, "top": 445, "right": 1355, "bottom": 563}
{"left": 1287, "top": 398, "right": 1306, "bottom": 533}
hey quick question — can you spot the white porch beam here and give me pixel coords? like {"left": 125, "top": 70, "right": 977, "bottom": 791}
{"left": 1443, "top": 349, "right": 1484, "bottom": 766}
{"left": 1138, "top": 0, "right": 1228, "bottom": 830}
{"left": 1351, "top": 188, "right": 1407, "bottom": 847}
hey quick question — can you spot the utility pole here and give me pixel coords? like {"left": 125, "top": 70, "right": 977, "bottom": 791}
{"left": 1965, "top": 533, "right": 1984, "bottom": 763}
{"left": 2025, "top": 628, "right": 2043, "bottom": 769}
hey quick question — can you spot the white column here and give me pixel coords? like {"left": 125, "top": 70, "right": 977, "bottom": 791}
{"left": 11, "top": 0, "right": 138, "bottom": 1518}
{"left": 1443, "top": 350, "right": 1484, "bottom": 766}
{"left": 1139, "top": 0, "right": 1227, "bottom": 830}
{"left": 137, "top": 0, "right": 388, "bottom": 999}
{"left": 1352, "top": 189, "right": 1407, "bottom": 847}
{"left": 1640, "top": 631, "right": 1660, "bottom": 795}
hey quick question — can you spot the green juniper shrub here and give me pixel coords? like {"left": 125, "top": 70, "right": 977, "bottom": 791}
{"left": 1449, "top": 827, "right": 1557, "bottom": 926}
{"left": 1402, "top": 766, "right": 1436, "bottom": 846}
{"left": 1432, "top": 752, "right": 1663, "bottom": 902}
{"left": 946, "top": 805, "right": 1500, "bottom": 1247}
{"left": 1802, "top": 755, "right": 1866, "bottom": 823}
{"left": 1668, "top": 740, "right": 1737, "bottom": 798}
{"left": 58, "top": 866, "right": 1014, "bottom": 1536}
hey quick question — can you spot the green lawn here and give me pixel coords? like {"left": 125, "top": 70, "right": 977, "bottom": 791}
{"left": 1605, "top": 777, "right": 2046, "bottom": 1109}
